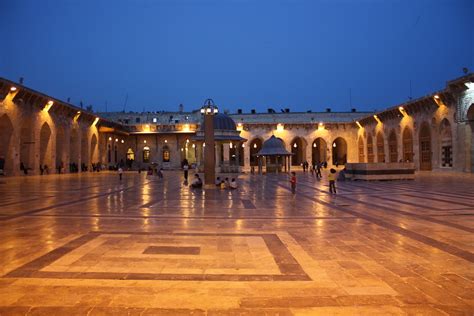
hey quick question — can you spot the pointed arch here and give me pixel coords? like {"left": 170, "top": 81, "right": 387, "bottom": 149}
{"left": 367, "top": 133, "right": 374, "bottom": 163}
{"left": 439, "top": 118, "right": 453, "bottom": 168}
{"left": 70, "top": 127, "right": 79, "bottom": 167}
{"left": 376, "top": 132, "right": 385, "bottom": 163}
{"left": 90, "top": 133, "right": 98, "bottom": 164}
{"left": 249, "top": 138, "right": 263, "bottom": 166}
{"left": 290, "top": 137, "right": 306, "bottom": 166}
{"left": 81, "top": 129, "right": 89, "bottom": 169}
{"left": 388, "top": 129, "right": 398, "bottom": 163}
{"left": 56, "top": 125, "right": 65, "bottom": 171}
{"left": 312, "top": 137, "right": 327, "bottom": 164}
{"left": 419, "top": 122, "right": 432, "bottom": 170}
{"left": 20, "top": 116, "right": 35, "bottom": 171}
{"left": 332, "top": 137, "right": 347, "bottom": 166}
{"left": 402, "top": 127, "right": 414, "bottom": 162}
{"left": 0, "top": 114, "right": 14, "bottom": 174}
{"left": 39, "top": 122, "right": 52, "bottom": 169}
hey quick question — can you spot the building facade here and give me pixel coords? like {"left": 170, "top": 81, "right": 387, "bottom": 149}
{"left": 1, "top": 74, "right": 473, "bottom": 176}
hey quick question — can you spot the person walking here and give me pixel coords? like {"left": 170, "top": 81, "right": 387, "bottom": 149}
{"left": 290, "top": 171, "right": 297, "bottom": 194}
{"left": 328, "top": 168, "right": 337, "bottom": 194}
{"left": 316, "top": 162, "right": 322, "bottom": 180}
{"left": 118, "top": 167, "right": 123, "bottom": 181}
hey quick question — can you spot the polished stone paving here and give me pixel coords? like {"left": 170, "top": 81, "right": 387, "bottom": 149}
{"left": 0, "top": 171, "right": 473, "bottom": 315}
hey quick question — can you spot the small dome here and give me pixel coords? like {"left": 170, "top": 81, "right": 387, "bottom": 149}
{"left": 257, "top": 135, "right": 292, "bottom": 156}
{"left": 203, "top": 113, "right": 236, "bottom": 131}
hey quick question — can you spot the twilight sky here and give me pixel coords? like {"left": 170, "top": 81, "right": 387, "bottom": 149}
{"left": 1, "top": 0, "right": 472, "bottom": 113}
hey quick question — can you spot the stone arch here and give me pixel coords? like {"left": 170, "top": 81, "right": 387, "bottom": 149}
{"left": 90, "top": 133, "right": 98, "bottom": 164}
{"left": 81, "top": 129, "right": 89, "bottom": 169}
{"left": 439, "top": 118, "right": 453, "bottom": 168}
{"left": 312, "top": 137, "right": 327, "bottom": 164}
{"left": 467, "top": 104, "right": 474, "bottom": 172}
{"left": 376, "top": 132, "right": 385, "bottom": 163}
{"left": 358, "top": 137, "right": 365, "bottom": 162}
{"left": 419, "top": 122, "right": 432, "bottom": 170}
{"left": 332, "top": 137, "right": 347, "bottom": 166}
{"left": 402, "top": 127, "right": 414, "bottom": 162}
{"left": 55, "top": 125, "right": 66, "bottom": 171}
{"left": 249, "top": 138, "right": 263, "bottom": 166}
{"left": 290, "top": 137, "right": 306, "bottom": 166}
{"left": 70, "top": 127, "right": 79, "bottom": 167}
{"left": 39, "top": 122, "right": 52, "bottom": 169}
{"left": 20, "top": 117, "right": 35, "bottom": 171}
{"left": 388, "top": 129, "right": 398, "bottom": 163}
{"left": 367, "top": 133, "right": 374, "bottom": 163}
{"left": 143, "top": 145, "right": 151, "bottom": 163}
{"left": 0, "top": 114, "right": 14, "bottom": 174}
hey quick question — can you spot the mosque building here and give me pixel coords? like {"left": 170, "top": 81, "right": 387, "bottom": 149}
{"left": 0, "top": 74, "right": 473, "bottom": 176}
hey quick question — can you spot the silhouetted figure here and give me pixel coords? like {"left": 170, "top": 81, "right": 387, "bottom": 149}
{"left": 290, "top": 172, "right": 296, "bottom": 194}
{"left": 190, "top": 173, "right": 202, "bottom": 188}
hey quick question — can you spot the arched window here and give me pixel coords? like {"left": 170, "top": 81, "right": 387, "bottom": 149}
{"left": 367, "top": 134, "right": 374, "bottom": 163}
{"left": 162, "top": 145, "right": 170, "bottom": 162}
{"left": 126, "top": 148, "right": 135, "bottom": 161}
{"left": 143, "top": 146, "right": 150, "bottom": 163}
{"left": 402, "top": 127, "right": 414, "bottom": 162}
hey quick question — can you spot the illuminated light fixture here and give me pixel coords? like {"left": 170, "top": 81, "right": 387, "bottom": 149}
{"left": 434, "top": 94, "right": 440, "bottom": 99}
{"left": 229, "top": 143, "right": 233, "bottom": 149}
{"left": 183, "top": 124, "right": 190, "bottom": 132}
{"left": 10, "top": 86, "right": 17, "bottom": 92}
{"left": 201, "top": 98, "right": 218, "bottom": 115}
{"left": 144, "top": 140, "right": 147, "bottom": 144}
{"left": 293, "top": 143, "right": 297, "bottom": 148}
{"left": 318, "top": 122, "right": 324, "bottom": 127}
{"left": 398, "top": 106, "right": 407, "bottom": 116}
{"left": 253, "top": 143, "right": 257, "bottom": 149}
{"left": 333, "top": 143, "right": 336, "bottom": 148}
{"left": 115, "top": 138, "right": 119, "bottom": 142}
{"left": 181, "top": 148, "right": 184, "bottom": 151}
{"left": 92, "top": 117, "right": 100, "bottom": 126}
{"left": 121, "top": 139, "right": 124, "bottom": 144}
{"left": 276, "top": 123, "right": 284, "bottom": 132}
{"left": 242, "top": 143, "right": 245, "bottom": 148}
{"left": 203, "top": 143, "right": 206, "bottom": 147}
{"left": 200, "top": 108, "right": 205, "bottom": 114}
{"left": 192, "top": 143, "right": 195, "bottom": 148}
{"left": 186, "top": 139, "right": 189, "bottom": 143}
{"left": 355, "top": 121, "right": 363, "bottom": 128}
{"left": 43, "top": 100, "right": 54, "bottom": 112}
{"left": 373, "top": 115, "right": 382, "bottom": 124}
{"left": 313, "top": 143, "right": 317, "bottom": 148}
{"left": 74, "top": 111, "right": 81, "bottom": 122}
{"left": 237, "top": 122, "right": 243, "bottom": 131}
{"left": 108, "top": 137, "right": 112, "bottom": 141}
{"left": 164, "top": 139, "right": 168, "bottom": 143}
{"left": 214, "top": 108, "right": 218, "bottom": 113}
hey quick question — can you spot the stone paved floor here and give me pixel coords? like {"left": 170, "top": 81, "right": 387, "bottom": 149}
{"left": 0, "top": 171, "right": 473, "bottom": 315}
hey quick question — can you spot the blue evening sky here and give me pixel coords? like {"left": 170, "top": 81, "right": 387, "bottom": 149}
{"left": 1, "top": 0, "right": 472, "bottom": 113}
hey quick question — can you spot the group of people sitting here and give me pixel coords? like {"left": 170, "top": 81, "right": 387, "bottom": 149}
{"left": 215, "top": 177, "right": 238, "bottom": 189}
{"left": 189, "top": 174, "right": 238, "bottom": 190}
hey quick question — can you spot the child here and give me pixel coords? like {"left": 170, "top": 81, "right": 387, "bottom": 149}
{"left": 289, "top": 172, "right": 296, "bottom": 194}
{"left": 328, "top": 168, "right": 337, "bottom": 194}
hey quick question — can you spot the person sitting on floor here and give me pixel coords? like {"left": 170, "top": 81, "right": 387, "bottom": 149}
{"left": 190, "top": 173, "right": 203, "bottom": 188}
{"left": 229, "top": 178, "right": 238, "bottom": 189}
{"left": 215, "top": 177, "right": 221, "bottom": 186}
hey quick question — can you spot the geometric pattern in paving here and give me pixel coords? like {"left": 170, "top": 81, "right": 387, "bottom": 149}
{"left": 0, "top": 172, "right": 473, "bottom": 315}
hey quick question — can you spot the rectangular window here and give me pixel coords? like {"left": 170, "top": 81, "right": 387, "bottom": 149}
{"left": 441, "top": 146, "right": 452, "bottom": 167}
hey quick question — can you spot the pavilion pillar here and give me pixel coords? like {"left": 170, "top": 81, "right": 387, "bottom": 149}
{"left": 203, "top": 112, "right": 215, "bottom": 185}
{"left": 223, "top": 143, "right": 230, "bottom": 162}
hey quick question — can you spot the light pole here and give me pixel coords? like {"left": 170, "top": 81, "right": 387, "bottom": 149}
{"left": 200, "top": 99, "right": 218, "bottom": 185}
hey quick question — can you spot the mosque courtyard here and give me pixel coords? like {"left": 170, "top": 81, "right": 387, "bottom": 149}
{"left": 0, "top": 172, "right": 473, "bottom": 315}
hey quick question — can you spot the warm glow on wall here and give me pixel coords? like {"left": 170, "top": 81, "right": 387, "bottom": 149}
{"left": 92, "top": 117, "right": 100, "bottom": 126}
{"left": 356, "top": 121, "right": 363, "bottom": 128}
{"left": 183, "top": 124, "right": 190, "bottom": 132}
{"left": 43, "top": 100, "right": 54, "bottom": 112}
{"left": 373, "top": 115, "right": 382, "bottom": 124}
{"left": 318, "top": 122, "right": 324, "bottom": 129}
{"left": 237, "top": 122, "right": 243, "bottom": 131}
{"left": 73, "top": 111, "right": 81, "bottom": 122}
{"left": 398, "top": 106, "right": 407, "bottom": 116}
{"left": 276, "top": 123, "right": 284, "bottom": 132}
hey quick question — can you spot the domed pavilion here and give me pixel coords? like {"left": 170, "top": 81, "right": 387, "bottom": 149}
{"left": 193, "top": 113, "right": 246, "bottom": 173}
{"left": 255, "top": 135, "right": 293, "bottom": 173}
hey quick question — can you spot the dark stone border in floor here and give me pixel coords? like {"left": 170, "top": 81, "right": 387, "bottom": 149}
{"left": 3, "top": 231, "right": 311, "bottom": 281}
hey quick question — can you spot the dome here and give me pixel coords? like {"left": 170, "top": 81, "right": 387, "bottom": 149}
{"left": 202, "top": 113, "right": 237, "bottom": 131}
{"left": 213, "top": 113, "right": 236, "bottom": 130}
{"left": 256, "top": 135, "right": 292, "bottom": 156}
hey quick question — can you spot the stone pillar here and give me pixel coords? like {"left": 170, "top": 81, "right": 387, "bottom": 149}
{"left": 204, "top": 114, "right": 215, "bottom": 185}
{"left": 223, "top": 143, "right": 230, "bottom": 162}
{"left": 215, "top": 143, "right": 221, "bottom": 169}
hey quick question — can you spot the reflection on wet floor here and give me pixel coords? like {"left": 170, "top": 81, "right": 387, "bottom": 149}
{"left": 0, "top": 171, "right": 473, "bottom": 315}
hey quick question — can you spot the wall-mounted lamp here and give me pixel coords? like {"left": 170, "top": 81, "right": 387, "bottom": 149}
{"left": 73, "top": 111, "right": 81, "bottom": 122}
{"left": 43, "top": 100, "right": 54, "bottom": 112}
{"left": 10, "top": 86, "right": 17, "bottom": 92}
{"left": 373, "top": 115, "right": 382, "bottom": 124}
{"left": 355, "top": 121, "right": 363, "bottom": 129}
{"left": 276, "top": 123, "right": 284, "bottom": 132}
{"left": 398, "top": 106, "right": 407, "bottom": 116}
{"left": 92, "top": 117, "right": 100, "bottom": 126}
